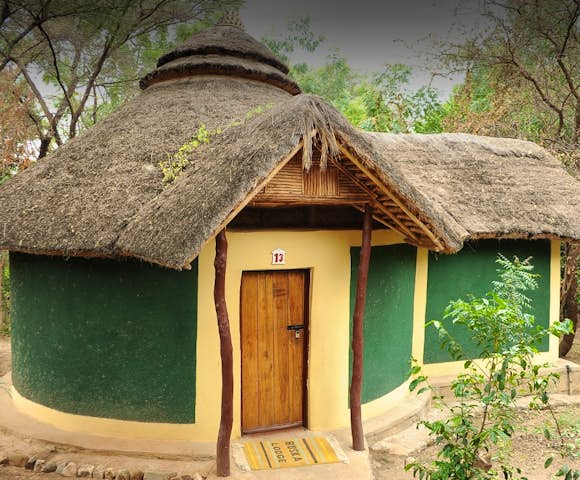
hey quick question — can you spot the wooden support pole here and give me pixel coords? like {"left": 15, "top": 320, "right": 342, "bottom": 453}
{"left": 350, "top": 203, "right": 373, "bottom": 451}
{"left": 214, "top": 230, "right": 233, "bottom": 477}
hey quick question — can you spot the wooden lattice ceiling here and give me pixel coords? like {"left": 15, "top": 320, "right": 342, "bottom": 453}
{"left": 250, "top": 147, "right": 444, "bottom": 251}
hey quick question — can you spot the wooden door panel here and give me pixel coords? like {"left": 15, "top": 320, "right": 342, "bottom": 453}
{"left": 258, "top": 273, "right": 275, "bottom": 427}
{"left": 288, "top": 271, "right": 305, "bottom": 424}
{"left": 241, "top": 270, "right": 307, "bottom": 433}
{"left": 272, "top": 272, "right": 290, "bottom": 426}
{"left": 240, "top": 273, "right": 259, "bottom": 430}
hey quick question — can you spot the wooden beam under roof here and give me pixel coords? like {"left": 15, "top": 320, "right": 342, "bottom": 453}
{"left": 337, "top": 146, "right": 445, "bottom": 251}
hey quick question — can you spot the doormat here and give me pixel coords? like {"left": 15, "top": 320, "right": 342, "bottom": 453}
{"left": 237, "top": 436, "right": 346, "bottom": 471}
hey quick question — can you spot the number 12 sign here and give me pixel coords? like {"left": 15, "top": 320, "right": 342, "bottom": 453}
{"left": 271, "top": 248, "right": 286, "bottom": 265}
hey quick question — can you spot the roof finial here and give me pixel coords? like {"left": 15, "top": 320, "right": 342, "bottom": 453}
{"left": 216, "top": 8, "right": 244, "bottom": 29}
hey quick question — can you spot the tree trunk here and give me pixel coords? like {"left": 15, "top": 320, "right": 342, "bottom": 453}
{"left": 350, "top": 204, "right": 373, "bottom": 451}
{"left": 560, "top": 243, "right": 579, "bottom": 357}
{"left": 214, "top": 230, "right": 233, "bottom": 477}
{"left": 38, "top": 137, "right": 51, "bottom": 159}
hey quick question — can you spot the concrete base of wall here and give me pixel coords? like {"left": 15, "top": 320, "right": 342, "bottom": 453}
{"left": 2, "top": 360, "right": 577, "bottom": 462}
{"left": 361, "top": 391, "right": 431, "bottom": 446}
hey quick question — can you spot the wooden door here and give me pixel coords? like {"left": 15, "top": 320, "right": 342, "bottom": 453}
{"left": 240, "top": 270, "right": 308, "bottom": 433}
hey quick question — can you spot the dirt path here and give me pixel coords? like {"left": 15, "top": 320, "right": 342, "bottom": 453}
{"left": 0, "top": 466, "right": 43, "bottom": 479}
{"left": 0, "top": 336, "right": 10, "bottom": 376}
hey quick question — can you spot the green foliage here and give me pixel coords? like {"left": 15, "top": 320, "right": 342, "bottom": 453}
{"left": 407, "top": 255, "right": 576, "bottom": 479}
{"left": 82, "top": 19, "right": 216, "bottom": 127}
{"left": 262, "top": 20, "right": 444, "bottom": 134}
{"left": 262, "top": 16, "right": 324, "bottom": 64}
{"left": 536, "top": 408, "right": 580, "bottom": 460}
{"left": 356, "top": 65, "right": 444, "bottom": 133}
{"left": 437, "top": 1, "right": 579, "bottom": 172}
{"left": 0, "top": 0, "right": 239, "bottom": 157}
{"left": 160, "top": 125, "right": 211, "bottom": 186}
{"left": 159, "top": 103, "right": 274, "bottom": 186}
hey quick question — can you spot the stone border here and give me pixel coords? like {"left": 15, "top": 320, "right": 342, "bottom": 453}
{"left": 0, "top": 452, "right": 205, "bottom": 480}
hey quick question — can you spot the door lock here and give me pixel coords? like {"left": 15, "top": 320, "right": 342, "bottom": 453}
{"left": 287, "top": 324, "right": 305, "bottom": 339}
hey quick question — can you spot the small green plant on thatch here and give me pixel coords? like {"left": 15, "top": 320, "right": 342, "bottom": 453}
{"left": 159, "top": 104, "right": 274, "bottom": 187}
{"left": 245, "top": 103, "right": 274, "bottom": 120}
{"left": 160, "top": 125, "right": 212, "bottom": 186}
{"left": 407, "top": 255, "right": 576, "bottom": 480}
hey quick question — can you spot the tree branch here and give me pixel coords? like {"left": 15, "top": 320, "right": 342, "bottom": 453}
{"left": 11, "top": 57, "right": 53, "bottom": 126}
{"left": 36, "top": 22, "right": 76, "bottom": 122}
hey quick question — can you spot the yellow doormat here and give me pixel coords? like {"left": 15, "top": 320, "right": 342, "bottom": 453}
{"left": 239, "top": 436, "right": 345, "bottom": 471}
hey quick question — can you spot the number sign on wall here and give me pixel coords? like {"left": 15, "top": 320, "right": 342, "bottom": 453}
{"left": 271, "top": 248, "right": 286, "bottom": 265}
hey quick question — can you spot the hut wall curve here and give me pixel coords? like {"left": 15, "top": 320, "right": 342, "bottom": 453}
{"left": 423, "top": 240, "right": 552, "bottom": 364}
{"left": 10, "top": 253, "right": 198, "bottom": 424}
{"left": 349, "top": 244, "right": 416, "bottom": 404}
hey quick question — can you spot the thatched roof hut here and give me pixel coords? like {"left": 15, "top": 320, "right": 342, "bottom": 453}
{"left": 1, "top": 11, "right": 579, "bottom": 458}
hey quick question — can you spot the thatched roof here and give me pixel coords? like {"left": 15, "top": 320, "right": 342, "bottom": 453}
{"left": 140, "top": 54, "right": 300, "bottom": 94}
{"left": 0, "top": 18, "right": 578, "bottom": 270}
{"left": 141, "top": 13, "right": 299, "bottom": 94}
{"left": 156, "top": 19, "right": 289, "bottom": 74}
{"left": 368, "top": 133, "right": 580, "bottom": 246}
{"left": 0, "top": 77, "right": 292, "bottom": 262}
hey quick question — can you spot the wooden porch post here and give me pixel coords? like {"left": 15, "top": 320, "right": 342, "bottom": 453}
{"left": 350, "top": 203, "right": 373, "bottom": 451}
{"left": 214, "top": 230, "right": 233, "bottom": 477}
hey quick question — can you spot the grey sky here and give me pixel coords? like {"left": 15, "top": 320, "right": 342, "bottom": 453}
{"left": 241, "top": 0, "right": 487, "bottom": 97}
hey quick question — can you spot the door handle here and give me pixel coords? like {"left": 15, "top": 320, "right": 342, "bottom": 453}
{"left": 287, "top": 324, "right": 305, "bottom": 330}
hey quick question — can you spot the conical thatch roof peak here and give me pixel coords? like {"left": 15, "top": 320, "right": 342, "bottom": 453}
{"left": 140, "top": 10, "right": 299, "bottom": 94}
{"left": 216, "top": 8, "right": 244, "bottom": 29}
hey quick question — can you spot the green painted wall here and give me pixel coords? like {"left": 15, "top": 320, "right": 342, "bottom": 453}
{"left": 10, "top": 253, "right": 198, "bottom": 424}
{"left": 424, "top": 240, "right": 551, "bottom": 364}
{"left": 350, "top": 244, "right": 416, "bottom": 404}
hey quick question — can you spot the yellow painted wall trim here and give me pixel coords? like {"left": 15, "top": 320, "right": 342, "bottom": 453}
{"left": 15, "top": 234, "right": 560, "bottom": 442}
{"left": 549, "top": 240, "right": 561, "bottom": 359}
{"left": 195, "top": 229, "right": 409, "bottom": 437}
{"left": 360, "top": 379, "right": 416, "bottom": 420}
{"left": 411, "top": 248, "right": 429, "bottom": 365}
{"left": 10, "top": 386, "right": 215, "bottom": 442}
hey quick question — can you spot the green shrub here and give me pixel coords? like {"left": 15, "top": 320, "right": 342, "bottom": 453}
{"left": 407, "top": 255, "right": 576, "bottom": 479}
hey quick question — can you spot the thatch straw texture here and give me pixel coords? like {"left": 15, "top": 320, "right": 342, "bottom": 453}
{"left": 368, "top": 132, "right": 580, "bottom": 246}
{"left": 115, "top": 95, "right": 351, "bottom": 268}
{"left": 157, "top": 24, "right": 289, "bottom": 74}
{"left": 0, "top": 89, "right": 578, "bottom": 269}
{"left": 140, "top": 54, "right": 300, "bottom": 93}
{"left": 115, "top": 95, "right": 580, "bottom": 269}
{"left": 0, "top": 77, "right": 291, "bottom": 261}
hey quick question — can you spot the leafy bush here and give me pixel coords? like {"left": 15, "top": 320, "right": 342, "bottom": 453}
{"left": 407, "top": 255, "right": 576, "bottom": 479}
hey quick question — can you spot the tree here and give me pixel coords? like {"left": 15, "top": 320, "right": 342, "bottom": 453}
{"left": 0, "top": 0, "right": 239, "bottom": 158}
{"left": 0, "top": 67, "right": 35, "bottom": 183}
{"left": 438, "top": 1, "right": 579, "bottom": 157}
{"left": 434, "top": 0, "right": 579, "bottom": 354}
{"left": 263, "top": 18, "right": 445, "bottom": 134}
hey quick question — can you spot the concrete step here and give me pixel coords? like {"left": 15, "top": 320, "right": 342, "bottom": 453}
{"left": 363, "top": 391, "right": 431, "bottom": 447}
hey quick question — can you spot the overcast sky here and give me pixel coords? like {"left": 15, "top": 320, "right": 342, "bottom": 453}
{"left": 240, "top": 0, "right": 488, "bottom": 97}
